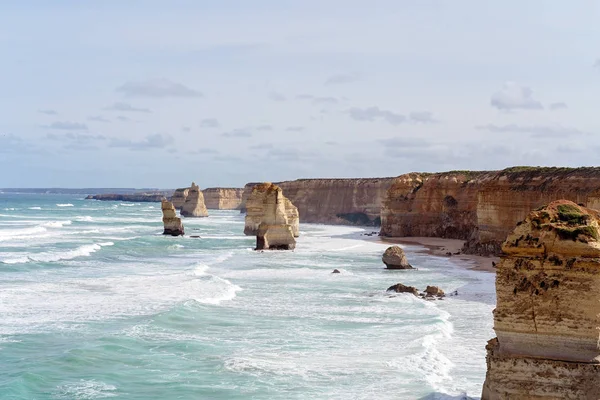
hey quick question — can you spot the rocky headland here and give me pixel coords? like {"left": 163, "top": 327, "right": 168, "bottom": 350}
{"left": 380, "top": 167, "right": 600, "bottom": 256}
{"left": 481, "top": 200, "right": 600, "bottom": 399}
{"left": 180, "top": 182, "right": 209, "bottom": 217}
{"left": 240, "top": 178, "right": 394, "bottom": 226}
{"left": 171, "top": 187, "right": 189, "bottom": 209}
{"left": 161, "top": 199, "right": 184, "bottom": 236}
{"left": 243, "top": 182, "right": 298, "bottom": 250}
{"left": 85, "top": 193, "right": 169, "bottom": 202}
{"left": 203, "top": 188, "right": 244, "bottom": 210}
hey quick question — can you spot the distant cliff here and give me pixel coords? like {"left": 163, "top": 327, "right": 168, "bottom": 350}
{"left": 203, "top": 188, "right": 244, "bottom": 210}
{"left": 380, "top": 167, "right": 600, "bottom": 255}
{"left": 85, "top": 193, "right": 168, "bottom": 202}
{"left": 240, "top": 178, "right": 395, "bottom": 225}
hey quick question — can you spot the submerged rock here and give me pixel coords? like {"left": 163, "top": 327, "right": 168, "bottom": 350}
{"left": 386, "top": 283, "right": 419, "bottom": 296}
{"left": 161, "top": 199, "right": 184, "bottom": 236}
{"left": 180, "top": 182, "right": 208, "bottom": 218}
{"left": 332, "top": 269, "right": 341, "bottom": 274}
{"left": 424, "top": 286, "right": 445, "bottom": 297}
{"left": 382, "top": 246, "right": 413, "bottom": 269}
{"left": 482, "top": 200, "right": 600, "bottom": 399}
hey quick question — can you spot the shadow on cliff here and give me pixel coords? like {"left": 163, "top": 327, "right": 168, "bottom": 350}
{"left": 418, "top": 392, "right": 478, "bottom": 400}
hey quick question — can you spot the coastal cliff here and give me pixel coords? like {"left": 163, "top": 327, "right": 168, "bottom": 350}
{"left": 240, "top": 178, "right": 394, "bottom": 225}
{"left": 171, "top": 188, "right": 189, "bottom": 209}
{"left": 481, "top": 200, "right": 600, "bottom": 399}
{"left": 203, "top": 188, "right": 244, "bottom": 210}
{"left": 85, "top": 193, "right": 169, "bottom": 202}
{"left": 380, "top": 167, "right": 600, "bottom": 255}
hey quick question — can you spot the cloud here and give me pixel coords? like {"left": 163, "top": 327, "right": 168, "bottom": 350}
{"left": 594, "top": 59, "right": 600, "bottom": 69}
{"left": 476, "top": 124, "right": 584, "bottom": 137}
{"left": 116, "top": 116, "right": 130, "bottom": 122}
{"left": 46, "top": 121, "right": 88, "bottom": 130}
{"left": 255, "top": 125, "right": 273, "bottom": 131}
{"left": 408, "top": 111, "right": 437, "bottom": 123}
{"left": 104, "top": 102, "right": 151, "bottom": 113}
{"left": 221, "top": 129, "right": 252, "bottom": 138}
{"left": 249, "top": 143, "right": 274, "bottom": 150}
{"left": 109, "top": 134, "right": 174, "bottom": 150}
{"left": 325, "top": 73, "right": 360, "bottom": 85}
{"left": 38, "top": 109, "right": 58, "bottom": 115}
{"left": 265, "top": 148, "right": 320, "bottom": 162}
{"left": 46, "top": 133, "right": 106, "bottom": 141}
{"left": 117, "top": 78, "right": 202, "bottom": 98}
{"left": 490, "top": 82, "right": 543, "bottom": 111}
{"left": 88, "top": 115, "right": 111, "bottom": 123}
{"left": 188, "top": 148, "right": 219, "bottom": 155}
{"left": 181, "top": 126, "right": 191, "bottom": 132}
{"left": 0, "top": 134, "right": 32, "bottom": 154}
{"left": 348, "top": 107, "right": 405, "bottom": 124}
{"left": 549, "top": 102, "right": 568, "bottom": 110}
{"left": 286, "top": 126, "right": 305, "bottom": 132}
{"left": 200, "top": 118, "right": 220, "bottom": 128}
{"left": 296, "top": 94, "right": 339, "bottom": 105}
{"left": 378, "top": 137, "right": 431, "bottom": 147}
{"left": 269, "top": 92, "right": 286, "bottom": 102}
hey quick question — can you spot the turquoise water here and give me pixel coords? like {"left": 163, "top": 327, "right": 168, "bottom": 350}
{"left": 0, "top": 194, "right": 494, "bottom": 399}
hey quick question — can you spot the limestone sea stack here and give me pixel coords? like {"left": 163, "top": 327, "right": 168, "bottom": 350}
{"left": 180, "top": 182, "right": 208, "bottom": 217}
{"left": 482, "top": 200, "right": 600, "bottom": 399}
{"left": 382, "top": 245, "right": 413, "bottom": 269}
{"left": 161, "top": 199, "right": 184, "bottom": 236}
{"left": 244, "top": 182, "right": 299, "bottom": 250}
{"left": 171, "top": 187, "right": 189, "bottom": 209}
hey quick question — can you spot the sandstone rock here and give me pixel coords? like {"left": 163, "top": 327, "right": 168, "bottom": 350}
{"left": 382, "top": 245, "right": 413, "bottom": 269}
{"left": 180, "top": 182, "right": 208, "bottom": 217}
{"left": 171, "top": 187, "right": 189, "bottom": 209}
{"left": 424, "top": 286, "right": 445, "bottom": 297}
{"left": 379, "top": 167, "right": 600, "bottom": 257}
{"left": 161, "top": 199, "right": 184, "bottom": 236}
{"left": 256, "top": 222, "right": 296, "bottom": 250}
{"left": 203, "top": 187, "right": 244, "bottom": 210}
{"left": 481, "top": 200, "right": 600, "bottom": 399}
{"left": 244, "top": 183, "right": 299, "bottom": 237}
{"left": 386, "top": 283, "right": 419, "bottom": 296}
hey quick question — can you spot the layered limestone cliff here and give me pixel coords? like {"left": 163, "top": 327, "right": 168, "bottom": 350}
{"left": 481, "top": 200, "right": 600, "bottom": 399}
{"left": 203, "top": 187, "right": 244, "bottom": 210}
{"left": 244, "top": 183, "right": 298, "bottom": 250}
{"left": 171, "top": 188, "right": 189, "bottom": 209}
{"left": 240, "top": 178, "right": 394, "bottom": 225}
{"left": 180, "top": 182, "right": 209, "bottom": 217}
{"left": 380, "top": 167, "right": 600, "bottom": 255}
{"left": 161, "top": 199, "right": 184, "bottom": 236}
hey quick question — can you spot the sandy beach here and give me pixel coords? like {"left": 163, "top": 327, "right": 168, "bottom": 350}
{"left": 379, "top": 236, "right": 499, "bottom": 273}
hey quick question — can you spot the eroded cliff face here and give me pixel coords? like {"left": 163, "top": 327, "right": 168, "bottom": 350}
{"left": 240, "top": 178, "right": 394, "bottom": 225}
{"left": 203, "top": 188, "right": 244, "bottom": 210}
{"left": 481, "top": 200, "right": 600, "bottom": 399}
{"left": 380, "top": 167, "right": 600, "bottom": 255}
{"left": 180, "top": 182, "right": 209, "bottom": 217}
{"left": 171, "top": 188, "right": 189, "bottom": 209}
{"left": 243, "top": 182, "right": 298, "bottom": 250}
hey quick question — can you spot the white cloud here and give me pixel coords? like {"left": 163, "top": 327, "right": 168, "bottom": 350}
{"left": 490, "top": 82, "right": 543, "bottom": 111}
{"left": 117, "top": 79, "right": 202, "bottom": 98}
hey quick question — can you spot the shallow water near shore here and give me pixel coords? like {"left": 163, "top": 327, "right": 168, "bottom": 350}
{"left": 0, "top": 193, "right": 495, "bottom": 399}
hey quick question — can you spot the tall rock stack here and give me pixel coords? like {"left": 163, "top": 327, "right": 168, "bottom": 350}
{"left": 171, "top": 187, "right": 189, "bottom": 209}
{"left": 482, "top": 200, "right": 600, "bottom": 399}
{"left": 161, "top": 199, "right": 184, "bottom": 236}
{"left": 244, "top": 182, "right": 299, "bottom": 250}
{"left": 180, "top": 182, "right": 209, "bottom": 217}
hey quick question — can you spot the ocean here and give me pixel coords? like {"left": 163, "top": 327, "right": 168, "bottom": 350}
{"left": 0, "top": 194, "right": 495, "bottom": 399}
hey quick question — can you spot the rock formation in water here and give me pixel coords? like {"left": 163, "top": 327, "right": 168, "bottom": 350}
{"left": 244, "top": 183, "right": 298, "bottom": 250}
{"left": 171, "top": 187, "right": 189, "bottom": 209}
{"left": 481, "top": 200, "right": 600, "bottom": 399}
{"left": 161, "top": 199, "right": 184, "bottom": 236}
{"left": 386, "top": 283, "right": 419, "bottom": 295}
{"left": 382, "top": 246, "right": 413, "bottom": 269}
{"left": 203, "top": 187, "right": 244, "bottom": 210}
{"left": 240, "top": 178, "right": 394, "bottom": 226}
{"left": 180, "top": 182, "right": 209, "bottom": 217}
{"left": 380, "top": 167, "right": 600, "bottom": 256}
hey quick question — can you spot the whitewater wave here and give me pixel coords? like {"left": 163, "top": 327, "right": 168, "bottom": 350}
{"left": 55, "top": 379, "right": 117, "bottom": 399}
{"left": 0, "top": 226, "right": 47, "bottom": 241}
{"left": 56, "top": 203, "right": 74, "bottom": 207}
{"left": 28, "top": 207, "right": 42, "bottom": 210}
{"left": 193, "top": 274, "right": 241, "bottom": 305}
{"left": 119, "top": 203, "right": 136, "bottom": 207}
{"left": 42, "top": 220, "right": 72, "bottom": 228}
{"left": 0, "top": 242, "right": 113, "bottom": 264}
{"left": 75, "top": 216, "right": 94, "bottom": 222}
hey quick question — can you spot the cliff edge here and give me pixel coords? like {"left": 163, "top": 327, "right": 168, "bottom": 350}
{"left": 481, "top": 200, "right": 600, "bottom": 399}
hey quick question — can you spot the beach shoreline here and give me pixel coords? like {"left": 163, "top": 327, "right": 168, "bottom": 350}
{"left": 378, "top": 236, "right": 498, "bottom": 273}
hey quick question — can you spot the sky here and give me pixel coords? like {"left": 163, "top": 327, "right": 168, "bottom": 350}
{"left": 1, "top": 1, "right": 599, "bottom": 188}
